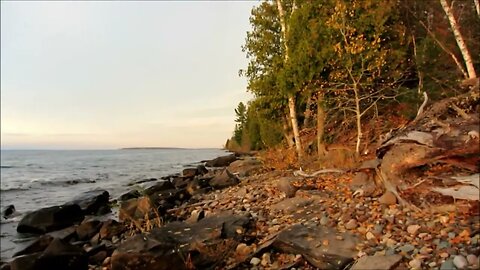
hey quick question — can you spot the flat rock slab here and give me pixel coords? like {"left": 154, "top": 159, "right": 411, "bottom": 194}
{"left": 69, "top": 189, "right": 110, "bottom": 215}
{"left": 111, "top": 213, "right": 252, "bottom": 270}
{"left": 272, "top": 224, "right": 358, "bottom": 269}
{"left": 351, "top": 254, "right": 403, "bottom": 270}
{"left": 270, "top": 197, "right": 314, "bottom": 213}
{"left": 17, "top": 204, "right": 84, "bottom": 234}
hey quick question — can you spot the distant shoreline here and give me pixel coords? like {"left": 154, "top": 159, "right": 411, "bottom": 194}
{"left": 120, "top": 147, "right": 221, "bottom": 150}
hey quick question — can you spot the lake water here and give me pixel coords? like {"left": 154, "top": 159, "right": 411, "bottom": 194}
{"left": 0, "top": 148, "right": 229, "bottom": 260}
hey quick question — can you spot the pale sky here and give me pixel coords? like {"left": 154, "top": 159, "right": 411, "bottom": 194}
{"left": 1, "top": 1, "right": 257, "bottom": 149}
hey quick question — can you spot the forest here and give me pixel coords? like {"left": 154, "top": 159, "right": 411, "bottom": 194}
{"left": 227, "top": 0, "right": 479, "bottom": 165}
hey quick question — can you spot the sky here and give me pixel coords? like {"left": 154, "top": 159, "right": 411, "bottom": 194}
{"left": 1, "top": 1, "right": 257, "bottom": 150}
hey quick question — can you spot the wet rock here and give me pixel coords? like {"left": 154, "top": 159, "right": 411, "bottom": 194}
{"left": 351, "top": 254, "right": 402, "bottom": 270}
{"left": 205, "top": 154, "right": 237, "bottom": 167}
{"left": 171, "top": 176, "right": 192, "bottom": 189}
{"left": 9, "top": 253, "right": 41, "bottom": 270}
{"left": 68, "top": 189, "right": 110, "bottom": 215}
{"left": 182, "top": 168, "right": 198, "bottom": 178}
{"left": 453, "top": 255, "right": 468, "bottom": 269}
{"left": 272, "top": 224, "right": 358, "bottom": 269}
{"left": 89, "top": 250, "right": 108, "bottom": 265}
{"left": 2, "top": 205, "right": 16, "bottom": 219}
{"left": 13, "top": 235, "right": 53, "bottom": 257}
{"left": 17, "top": 204, "right": 84, "bottom": 234}
{"left": 118, "top": 190, "right": 141, "bottom": 201}
{"left": 186, "top": 177, "right": 210, "bottom": 196}
{"left": 378, "top": 191, "right": 397, "bottom": 205}
{"left": 143, "top": 181, "right": 175, "bottom": 196}
{"left": 277, "top": 177, "right": 299, "bottom": 198}
{"left": 111, "top": 213, "right": 252, "bottom": 270}
{"left": 47, "top": 226, "right": 77, "bottom": 241}
{"left": 76, "top": 220, "right": 102, "bottom": 241}
{"left": 209, "top": 169, "right": 239, "bottom": 189}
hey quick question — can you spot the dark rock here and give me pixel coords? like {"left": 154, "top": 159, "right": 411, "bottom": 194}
{"left": 277, "top": 177, "right": 299, "bottom": 198}
{"left": 271, "top": 197, "right": 313, "bottom": 213}
{"left": 46, "top": 226, "right": 77, "bottom": 241}
{"left": 127, "top": 178, "right": 157, "bottom": 186}
{"left": 272, "top": 224, "right": 358, "bottom": 269}
{"left": 205, "top": 154, "right": 237, "bottom": 167}
{"left": 35, "top": 238, "right": 88, "bottom": 270}
{"left": 68, "top": 189, "right": 110, "bottom": 215}
{"left": 76, "top": 220, "right": 102, "bottom": 241}
{"left": 2, "top": 205, "right": 16, "bottom": 219}
{"left": 182, "top": 168, "right": 198, "bottom": 178}
{"left": 111, "top": 213, "right": 252, "bottom": 270}
{"left": 351, "top": 254, "right": 402, "bottom": 270}
{"left": 0, "top": 262, "right": 10, "bottom": 270}
{"left": 227, "top": 158, "right": 262, "bottom": 177}
{"left": 209, "top": 169, "right": 239, "bottom": 189}
{"left": 89, "top": 251, "right": 108, "bottom": 265}
{"left": 118, "top": 189, "right": 142, "bottom": 201}
{"left": 143, "top": 181, "right": 175, "bottom": 196}
{"left": 9, "top": 253, "right": 41, "bottom": 270}
{"left": 149, "top": 189, "right": 190, "bottom": 206}
{"left": 13, "top": 235, "right": 53, "bottom": 257}
{"left": 17, "top": 204, "right": 84, "bottom": 234}
{"left": 171, "top": 176, "right": 191, "bottom": 189}
{"left": 99, "top": 220, "right": 125, "bottom": 240}
{"left": 186, "top": 177, "right": 210, "bottom": 195}
{"left": 196, "top": 165, "right": 208, "bottom": 175}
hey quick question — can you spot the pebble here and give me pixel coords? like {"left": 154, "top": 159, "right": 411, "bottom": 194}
{"left": 366, "top": 232, "right": 375, "bottom": 240}
{"left": 320, "top": 215, "right": 329, "bottom": 226}
{"left": 250, "top": 257, "right": 261, "bottom": 266}
{"left": 261, "top": 253, "right": 271, "bottom": 266}
{"left": 408, "top": 259, "right": 422, "bottom": 269}
{"left": 440, "top": 259, "right": 455, "bottom": 270}
{"left": 378, "top": 191, "right": 397, "bottom": 205}
{"left": 453, "top": 255, "right": 468, "bottom": 269}
{"left": 407, "top": 224, "right": 421, "bottom": 235}
{"left": 102, "top": 257, "right": 111, "bottom": 266}
{"left": 398, "top": 244, "right": 415, "bottom": 253}
{"left": 467, "top": 254, "right": 478, "bottom": 266}
{"left": 345, "top": 219, "right": 357, "bottom": 230}
{"left": 428, "top": 262, "right": 436, "bottom": 267}
{"left": 236, "top": 243, "right": 251, "bottom": 256}
{"left": 419, "top": 246, "right": 432, "bottom": 255}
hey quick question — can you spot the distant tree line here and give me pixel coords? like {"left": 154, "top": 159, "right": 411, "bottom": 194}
{"left": 227, "top": 0, "right": 479, "bottom": 159}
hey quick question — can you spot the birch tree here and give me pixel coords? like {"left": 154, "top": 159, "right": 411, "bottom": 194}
{"left": 440, "top": 0, "right": 477, "bottom": 79}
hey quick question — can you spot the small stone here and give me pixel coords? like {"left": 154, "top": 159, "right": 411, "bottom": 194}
{"left": 366, "top": 232, "right": 375, "bottom": 240}
{"left": 385, "top": 238, "right": 397, "bottom": 247}
{"left": 448, "top": 232, "right": 456, "bottom": 239}
{"left": 428, "top": 262, "right": 437, "bottom": 267}
{"left": 112, "top": 235, "right": 119, "bottom": 244}
{"left": 453, "top": 255, "right": 468, "bottom": 269}
{"left": 345, "top": 219, "right": 357, "bottom": 230}
{"left": 409, "top": 259, "right": 422, "bottom": 269}
{"left": 102, "top": 257, "right": 111, "bottom": 266}
{"left": 440, "top": 252, "right": 450, "bottom": 258}
{"left": 261, "top": 253, "right": 271, "bottom": 266}
{"left": 407, "top": 225, "right": 421, "bottom": 235}
{"left": 236, "top": 243, "right": 251, "bottom": 257}
{"left": 419, "top": 246, "right": 432, "bottom": 255}
{"left": 398, "top": 244, "right": 415, "bottom": 253}
{"left": 320, "top": 215, "right": 329, "bottom": 226}
{"left": 418, "top": 232, "right": 428, "bottom": 239}
{"left": 378, "top": 191, "right": 397, "bottom": 205}
{"left": 467, "top": 254, "right": 478, "bottom": 266}
{"left": 250, "top": 257, "right": 261, "bottom": 266}
{"left": 440, "top": 259, "right": 455, "bottom": 270}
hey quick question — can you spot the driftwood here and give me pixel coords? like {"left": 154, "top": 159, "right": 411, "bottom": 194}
{"left": 376, "top": 89, "right": 480, "bottom": 209}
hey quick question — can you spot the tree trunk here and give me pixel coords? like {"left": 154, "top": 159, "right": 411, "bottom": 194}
{"left": 303, "top": 92, "right": 314, "bottom": 128}
{"left": 316, "top": 92, "right": 327, "bottom": 158}
{"left": 474, "top": 0, "right": 480, "bottom": 18}
{"left": 288, "top": 94, "right": 304, "bottom": 159}
{"left": 353, "top": 85, "right": 362, "bottom": 155}
{"left": 276, "top": 0, "right": 303, "bottom": 160}
{"left": 440, "top": 0, "right": 477, "bottom": 79}
{"left": 283, "top": 115, "right": 295, "bottom": 148}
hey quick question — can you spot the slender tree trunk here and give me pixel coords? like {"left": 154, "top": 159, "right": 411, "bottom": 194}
{"left": 283, "top": 115, "right": 295, "bottom": 148}
{"left": 276, "top": 0, "right": 303, "bottom": 160}
{"left": 316, "top": 92, "right": 327, "bottom": 157}
{"left": 303, "top": 92, "right": 314, "bottom": 128}
{"left": 353, "top": 85, "right": 362, "bottom": 155}
{"left": 474, "top": 0, "right": 480, "bottom": 18}
{"left": 440, "top": 0, "right": 477, "bottom": 79}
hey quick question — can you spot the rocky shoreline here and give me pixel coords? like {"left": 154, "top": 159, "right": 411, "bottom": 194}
{"left": 1, "top": 153, "right": 479, "bottom": 270}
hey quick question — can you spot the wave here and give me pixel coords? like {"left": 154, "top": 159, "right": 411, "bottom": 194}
{"left": 0, "top": 187, "right": 30, "bottom": 192}
{"left": 0, "top": 166, "right": 15, "bottom": 169}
